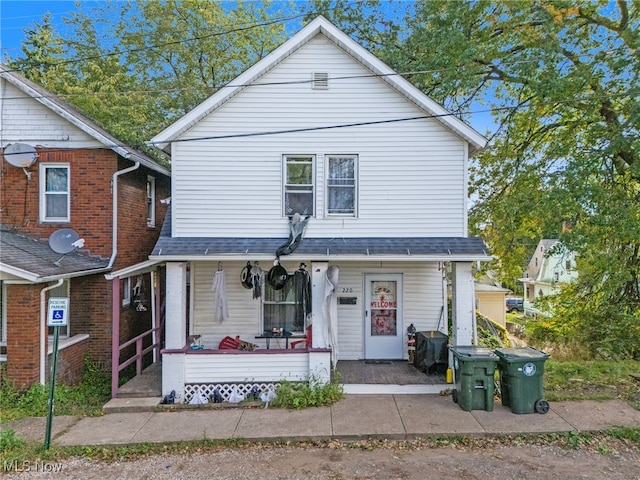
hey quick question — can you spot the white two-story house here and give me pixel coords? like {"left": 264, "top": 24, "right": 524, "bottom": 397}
{"left": 149, "top": 16, "right": 490, "bottom": 400}
{"left": 521, "top": 239, "right": 578, "bottom": 317}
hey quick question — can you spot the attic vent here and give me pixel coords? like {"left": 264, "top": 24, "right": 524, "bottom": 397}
{"left": 312, "top": 72, "right": 329, "bottom": 89}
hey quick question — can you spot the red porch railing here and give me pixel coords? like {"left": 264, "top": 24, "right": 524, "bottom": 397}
{"left": 111, "top": 324, "right": 163, "bottom": 398}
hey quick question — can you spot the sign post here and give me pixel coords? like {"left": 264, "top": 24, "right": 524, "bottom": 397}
{"left": 44, "top": 297, "right": 68, "bottom": 450}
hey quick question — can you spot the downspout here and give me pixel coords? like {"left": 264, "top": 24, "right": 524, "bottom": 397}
{"left": 40, "top": 279, "right": 64, "bottom": 385}
{"left": 108, "top": 162, "right": 140, "bottom": 269}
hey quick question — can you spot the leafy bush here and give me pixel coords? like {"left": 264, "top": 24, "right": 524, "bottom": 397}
{"left": 0, "top": 357, "right": 111, "bottom": 422}
{"left": 271, "top": 374, "right": 344, "bottom": 409}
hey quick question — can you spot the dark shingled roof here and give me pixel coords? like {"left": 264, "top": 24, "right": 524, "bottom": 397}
{"left": 152, "top": 235, "right": 489, "bottom": 257}
{"left": 0, "top": 224, "right": 110, "bottom": 281}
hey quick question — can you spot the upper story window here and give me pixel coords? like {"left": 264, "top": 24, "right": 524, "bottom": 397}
{"left": 40, "top": 164, "right": 70, "bottom": 222}
{"left": 147, "top": 175, "right": 156, "bottom": 227}
{"left": 284, "top": 155, "right": 314, "bottom": 217}
{"left": 327, "top": 155, "right": 357, "bottom": 216}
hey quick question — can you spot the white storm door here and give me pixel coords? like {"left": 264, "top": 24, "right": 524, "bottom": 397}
{"left": 364, "top": 274, "right": 403, "bottom": 359}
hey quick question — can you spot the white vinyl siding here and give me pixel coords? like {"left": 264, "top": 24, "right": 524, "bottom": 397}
{"left": 170, "top": 35, "right": 466, "bottom": 238}
{"left": 39, "top": 163, "right": 70, "bottom": 222}
{"left": 1, "top": 82, "right": 104, "bottom": 149}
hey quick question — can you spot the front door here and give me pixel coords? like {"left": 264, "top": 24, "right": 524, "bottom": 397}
{"left": 364, "top": 274, "right": 403, "bottom": 359}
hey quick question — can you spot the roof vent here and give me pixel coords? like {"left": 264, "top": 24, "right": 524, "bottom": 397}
{"left": 312, "top": 72, "right": 329, "bottom": 90}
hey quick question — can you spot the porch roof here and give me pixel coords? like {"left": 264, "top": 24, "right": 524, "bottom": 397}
{"left": 150, "top": 235, "right": 491, "bottom": 262}
{"left": 0, "top": 224, "right": 110, "bottom": 283}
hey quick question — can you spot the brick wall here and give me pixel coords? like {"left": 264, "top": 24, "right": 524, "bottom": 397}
{"left": 46, "top": 336, "right": 90, "bottom": 385}
{"left": 5, "top": 284, "right": 41, "bottom": 390}
{"left": 1, "top": 147, "right": 169, "bottom": 390}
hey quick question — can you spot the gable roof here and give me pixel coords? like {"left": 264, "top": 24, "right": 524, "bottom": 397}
{"left": 150, "top": 16, "right": 487, "bottom": 155}
{"left": 0, "top": 63, "right": 170, "bottom": 177}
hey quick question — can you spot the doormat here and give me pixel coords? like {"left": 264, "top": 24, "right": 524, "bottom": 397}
{"left": 364, "top": 360, "right": 393, "bottom": 365}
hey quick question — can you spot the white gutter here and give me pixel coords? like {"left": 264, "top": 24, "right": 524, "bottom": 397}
{"left": 108, "top": 162, "right": 140, "bottom": 269}
{"left": 40, "top": 279, "right": 63, "bottom": 385}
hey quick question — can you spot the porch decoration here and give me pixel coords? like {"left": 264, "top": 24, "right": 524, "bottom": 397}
{"left": 293, "top": 263, "right": 312, "bottom": 327}
{"left": 212, "top": 262, "right": 229, "bottom": 323}
{"left": 324, "top": 265, "right": 340, "bottom": 368}
{"left": 275, "top": 212, "right": 310, "bottom": 257}
{"left": 250, "top": 261, "right": 264, "bottom": 299}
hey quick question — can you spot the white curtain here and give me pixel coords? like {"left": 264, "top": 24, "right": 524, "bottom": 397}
{"left": 323, "top": 265, "right": 339, "bottom": 368}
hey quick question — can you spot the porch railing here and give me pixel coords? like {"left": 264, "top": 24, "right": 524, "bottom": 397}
{"left": 111, "top": 322, "right": 163, "bottom": 398}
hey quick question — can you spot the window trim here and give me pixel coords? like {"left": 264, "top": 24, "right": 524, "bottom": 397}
{"left": 325, "top": 154, "right": 358, "bottom": 217}
{"left": 261, "top": 276, "right": 305, "bottom": 335}
{"left": 39, "top": 163, "right": 70, "bottom": 223}
{"left": 122, "top": 277, "right": 131, "bottom": 306}
{"left": 147, "top": 175, "right": 156, "bottom": 227}
{"left": 283, "top": 154, "right": 315, "bottom": 217}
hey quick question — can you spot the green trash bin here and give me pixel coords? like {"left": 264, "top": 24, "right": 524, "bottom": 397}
{"left": 450, "top": 346, "right": 498, "bottom": 412}
{"left": 494, "top": 347, "right": 550, "bottom": 414}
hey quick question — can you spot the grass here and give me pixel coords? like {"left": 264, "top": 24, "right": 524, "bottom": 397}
{"left": 543, "top": 359, "right": 640, "bottom": 409}
{"left": 0, "top": 358, "right": 112, "bottom": 423}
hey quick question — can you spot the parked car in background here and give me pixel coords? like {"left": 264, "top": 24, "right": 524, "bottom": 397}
{"left": 506, "top": 298, "right": 524, "bottom": 313}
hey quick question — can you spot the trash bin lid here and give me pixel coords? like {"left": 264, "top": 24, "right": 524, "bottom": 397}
{"left": 451, "top": 346, "right": 498, "bottom": 360}
{"left": 494, "top": 347, "right": 549, "bottom": 362}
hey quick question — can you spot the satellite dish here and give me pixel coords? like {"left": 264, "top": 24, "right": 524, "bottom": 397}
{"left": 48, "top": 229, "right": 81, "bottom": 254}
{"left": 3, "top": 143, "right": 38, "bottom": 168}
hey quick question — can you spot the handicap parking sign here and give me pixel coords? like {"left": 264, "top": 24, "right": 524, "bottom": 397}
{"left": 48, "top": 298, "right": 69, "bottom": 327}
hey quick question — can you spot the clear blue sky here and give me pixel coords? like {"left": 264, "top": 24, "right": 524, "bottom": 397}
{"left": 0, "top": 0, "right": 87, "bottom": 60}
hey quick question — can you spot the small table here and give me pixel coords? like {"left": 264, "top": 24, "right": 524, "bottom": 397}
{"left": 259, "top": 330, "right": 293, "bottom": 349}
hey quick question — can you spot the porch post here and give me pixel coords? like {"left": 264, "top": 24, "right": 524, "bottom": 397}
{"left": 310, "top": 262, "right": 329, "bottom": 348}
{"left": 451, "top": 262, "right": 475, "bottom": 346}
{"left": 165, "top": 262, "right": 187, "bottom": 349}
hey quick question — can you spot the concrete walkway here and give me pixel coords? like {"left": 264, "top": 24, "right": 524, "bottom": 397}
{"left": 3, "top": 396, "right": 640, "bottom": 447}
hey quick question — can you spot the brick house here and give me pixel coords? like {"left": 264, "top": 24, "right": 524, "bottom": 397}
{"left": 0, "top": 64, "right": 170, "bottom": 389}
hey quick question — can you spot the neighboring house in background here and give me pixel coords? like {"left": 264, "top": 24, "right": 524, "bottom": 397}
{"left": 475, "top": 281, "right": 511, "bottom": 327}
{"left": 520, "top": 239, "right": 578, "bottom": 317}
{"left": 0, "top": 64, "right": 170, "bottom": 390}
{"left": 148, "top": 16, "right": 490, "bottom": 400}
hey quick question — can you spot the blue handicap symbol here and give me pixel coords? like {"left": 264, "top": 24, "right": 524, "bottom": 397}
{"left": 53, "top": 310, "right": 64, "bottom": 319}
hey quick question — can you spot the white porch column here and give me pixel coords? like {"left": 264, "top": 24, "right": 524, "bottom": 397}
{"left": 165, "top": 262, "right": 187, "bottom": 349}
{"left": 310, "top": 262, "right": 329, "bottom": 348}
{"left": 451, "top": 262, "right": 475, "bottom": 346}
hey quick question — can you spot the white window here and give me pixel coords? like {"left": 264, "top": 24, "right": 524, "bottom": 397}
{"left": 47, "top": 281, "right": 69, "bottom": 338}
{"left": 262, "top": 277, "right": 305, "bottom": 334}
{"left": 326, "top": 155, "right": 357, "bottom": 216}
{"left": 147, "top": 175, "right": 156, "bottom": 227}
{"left": 284, "top": 155, "right": 314, "bottom": 217}
{"left": 122, "top": 277, "right": 131, "bottom": 306}
{"left": 40, "top": 164, "right": 70, "bottom": 222}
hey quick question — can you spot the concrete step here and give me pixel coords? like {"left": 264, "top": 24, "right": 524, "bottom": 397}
{"left": 102, "top": 397, "right": 162, "bottom": 414}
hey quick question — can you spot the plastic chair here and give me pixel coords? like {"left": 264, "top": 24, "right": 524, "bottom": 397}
{"left": 290, "top": 324, "right": 312, "bottom": 349}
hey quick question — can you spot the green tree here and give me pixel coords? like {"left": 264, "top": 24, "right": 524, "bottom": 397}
{"left": 310, "top": 0, "right": 640, "bottom": 357}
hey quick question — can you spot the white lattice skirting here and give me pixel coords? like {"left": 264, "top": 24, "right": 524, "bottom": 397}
{"left": 183, "top": 382, "right": 284, "bottom": 403}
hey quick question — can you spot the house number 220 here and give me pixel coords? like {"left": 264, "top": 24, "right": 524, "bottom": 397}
{"left": 342, "top": 287, "right": 353, "bottom": 293}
